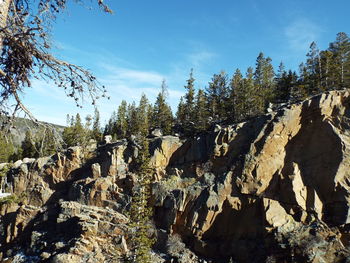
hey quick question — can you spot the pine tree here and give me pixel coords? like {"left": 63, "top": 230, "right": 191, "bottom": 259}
{"left": 194, "top": 89, "right": 209, "bottom": 133}
{"left": 126, "top": 102, "right": 138, "bottom": 137}
{"left": 176, "top": 97, "right": 185, "bottom": 125}
{"left": 275, "top": 62, "right": 286, "bottom": 102}
{"left": 245, "top": 67, "right": 260, "bottom": 118}
{"left": 75, "top": 113, "right": 84, "bottom": 132}
{"left": 74, "top": 113, "right": 87, "bottom": 146}
{"left": 92, "top": 108, "right": 102, "bottom": 142}
{"left": 104, "top": 111, "right": 116, "bottom": 136}
{"left": 182, "top": 69, "right": 196, "bottom": 135}
{"left": 329, "top": 32, "right": 350, "bottom": 89}
{"left": 62, "top": 113, "right": 87, "bottom": 147}
{"left": 152, "top": 80, "right": 173, "bottom": 135}
{"left": 21, "top": 130, "right": 37, "bottom": 158}
{"left": 233, "top": 68, "right": 254, "bottom": 121}
{"left": 206, "top": 71, "right": 229, "bottom": 122}
{"left": 227, "top": 68, "right": 243, "bottom": 122}
{"left": 254, "top": 52, "right": 275, "bottom": 113}
{"left": 277, "top": 69, "right": 298, "bottom": 103}
{"left": 0, "top": 132, "right": 15, "bottom": 162}
{"left": 295, "top": 62, "right": 310, "bottom": 100}
{"left": 136, "top": 94, "right": 151, "bottom": 137}
{"left": 66, "top": 114, "right": 71, "bottom": 127}
{"left": 306, "top": 41, "right": 322, "bottom": 94}
{"left": 320, "top": 50, "right": 333, "bottom": 91}
{"left": 36, "top": 128, "right": 57, "bottom": 157}
{"left": 128, "top": 137, "right": 155, "bottom": 263}
{"left": 275, "top": 62, "right": 296, "bottom": 103}
{"left": 116, "top": 100, "right": 128, "bottom": 139}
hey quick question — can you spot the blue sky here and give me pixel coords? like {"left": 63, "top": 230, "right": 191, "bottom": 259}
{"left": 22, "top": 0, "right": 350, "bottom": 126}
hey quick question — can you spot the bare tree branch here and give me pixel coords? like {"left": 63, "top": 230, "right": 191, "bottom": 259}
{"left": 0, "top": 0, "right": 112, "bottom": 130}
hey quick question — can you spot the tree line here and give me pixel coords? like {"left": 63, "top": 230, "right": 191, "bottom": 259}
{"left": 1, "top": 32, "right": 349, "bottom": 163}
{"left": 62, "top": 108, "right": 102, "bottom": 148}
{"left": 104, "top": 80, "right": 173, "bottom": 139}
{"left": 104, "top": 32, "right": 350, "bottom": 138}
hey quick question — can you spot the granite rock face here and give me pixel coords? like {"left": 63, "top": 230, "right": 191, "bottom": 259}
{"left": 153, "top": 90, "right": 350, "bottom": 262}
{"left": 1, "top": 90, "right": 350, "bottom": 262}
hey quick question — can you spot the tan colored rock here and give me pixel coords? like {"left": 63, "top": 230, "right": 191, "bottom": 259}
{"left": 4, "top": 205, "right": 41, "bottom": 243}
{"left": 153, "top": 90, "right": 350, "bottom": 261}
{"left": 263, "top": 198, "right": 296, "bottom": 230}
{"left": 2, "top": 90, "right": 350, "bottom": 262}
{"left": 51, "top": 253, "right": 82, "bottom": 263}
{"left": 150, "top": 136, "right": 183, "bottom": 169}
{"left": 91, "top": 163, "right": 101, "bottom": 178}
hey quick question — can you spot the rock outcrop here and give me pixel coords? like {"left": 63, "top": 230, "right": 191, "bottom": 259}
{"left": 1, "top": 90, "right": 350, "bottom": 262}
{"left": 153, "top": 90, "right": 350, "bottom": 262}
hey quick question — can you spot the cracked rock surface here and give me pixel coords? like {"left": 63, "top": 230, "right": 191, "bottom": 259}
{"left": 1, "top": 90, "right": 350, "bottom": 262}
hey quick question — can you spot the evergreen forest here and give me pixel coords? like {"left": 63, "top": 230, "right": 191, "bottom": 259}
{"left": 104, "top": 32, "right": 350, "bottom": 139}
{"left": 1, "top": 32, "right": 350, "bottom": 162}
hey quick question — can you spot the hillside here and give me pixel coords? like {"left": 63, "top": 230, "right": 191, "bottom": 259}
{"left": 1, "top": 90, "right": 350, "bottom": 262}
{"left": 5, "top": 118, "right": 65, "bottom": 147}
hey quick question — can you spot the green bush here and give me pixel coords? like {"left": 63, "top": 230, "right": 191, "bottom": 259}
{"left": 0, "top": 193, "right": 26, "bottom": 205}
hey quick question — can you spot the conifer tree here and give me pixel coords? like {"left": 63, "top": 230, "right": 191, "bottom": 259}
{"left": 62, "top": 113, "right": 87, "bottom": 147}
{"left": 294, "top": 62, "right": 310, "bottom": 100}
{"left": 275, "top": 62, "right": 295, "bottom": 103}
{"left": 128, "top": 137, "right": 155, "bottom": 263}
{"left": 116, "top": 100, "right": 128, "bottom": 139}
{"left": 92, "top": 108, "right": 102, "bottom": 142}
{"left": 176, "top": 97, "right": 186, "bottom": 125}
{"left": 206, "top": 71, "right": 229, "bottom": 122}
{"left": 136, "top": 94, "right": 151, "bottom": 137}
{"left": 21, "top": 130, "right": 37, "bottom": 158}
{"left": 66, "top": 114, "right": 71, "bottom": 127}
{"left": 36, "top": 128, "right": 57, "bottom": 157}
{"left": 106, "top": 111, "right": 118, "bottom": 136}
{"left": 329, "top": 32, "right": 350, "bottom": 89}
{"left": 233, "top": 68, "right": 254, "bottom": 121}
{"left": 194, "top": 89, "right": 209, "bottom": 133}
{"left": 0, "top": 132, "right": 15, "bottom": 162}
{"left": 276, "top": 68, "right": 298, "bottom": 103}
{"left": 62, "top": 121, "right": 74, "bottom": 148}
{"left": 320, "top": 50, "right": 333, "bottom": 91}
{"left": 254, "top": 52, "right": 275, "bottom": 113}
{"left": 152, "top": 80, "right": 173, "bottom": 135}
{"left": 75, "top": 113, "right": 84, "bottom": 132}
{"left": 227, "top": 68, "right": 243, "bottom": 122}
{"left": 306, "top": 41, "right": 322, "bottom": 93}
{"left": 126, "top": 102, "right": 138, "bottom": 137}
{"left": 245, "top": 67, "right": 259, "bottom": 117}
{"left": 182, "top": 69, "right": 196, "bottom": 135}
{"left": 275, "top": 62, "right": 287, "bottom": 102}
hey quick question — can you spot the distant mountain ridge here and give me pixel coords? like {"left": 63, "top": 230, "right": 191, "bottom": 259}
{"left": 6, "top": 117, "right": 65, "bottom": 147}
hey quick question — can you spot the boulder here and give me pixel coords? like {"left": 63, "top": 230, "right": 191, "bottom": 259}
{"left": 151, "top": 128, "right": 163, "bottom": 137}
{"left": 104, "top": 135, "right": 113, "bottom": 144}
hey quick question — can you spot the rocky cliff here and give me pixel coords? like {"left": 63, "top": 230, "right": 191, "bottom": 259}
{"left": 2, "top": 90, "right": 350, "bottom": 263}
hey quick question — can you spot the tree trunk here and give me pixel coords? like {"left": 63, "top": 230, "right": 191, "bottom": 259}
{"left": 0, "top": 0, "right": 11, "bottom": 51}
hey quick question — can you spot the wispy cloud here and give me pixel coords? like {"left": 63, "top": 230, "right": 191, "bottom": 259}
{"left": 187, "top": 51, "right": 217, "bottom": 69}
{"left": 168, "top": 46, "right": 218, "bottom": 90}
{"left": 100, "top": 64, "right": 164, "bottom": 86}
{"left": 97, "top": 64, "right": 184, "bottom": 116}
{"left": 284, "top": 18, "right": 322, "bottom": 53}
{"left": 24, "top": 41, "right": 218, "bottom": 126}
{"left": 23, "top": 63, "right": 186, "bottom": 125}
